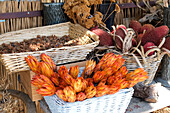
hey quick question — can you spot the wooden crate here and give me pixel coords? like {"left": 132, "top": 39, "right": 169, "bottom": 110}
{"left": 20, "top": 71, "right": 42, "bottom": 101}
{"left": 20, "top": 61, "right": 86, "bottom": 102}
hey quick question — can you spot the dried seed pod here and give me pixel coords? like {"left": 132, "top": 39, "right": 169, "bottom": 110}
{"left": 76, "top": 92, "right": 86, "bottom": 101}
{"left": 0, "top": 34, "right": 73, "bottom": 54}
{"left": 37, "top": 35, "right": 41, "bottom": 38}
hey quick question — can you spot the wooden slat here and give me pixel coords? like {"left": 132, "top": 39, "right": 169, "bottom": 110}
{"left": 0, "top": 10, "right": 42, "bottom": 20}
{"left": 118, "top": 1, "right": 156, "bottom": 9}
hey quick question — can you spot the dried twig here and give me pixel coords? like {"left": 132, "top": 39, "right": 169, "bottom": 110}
{"left": 103, "top": 2, "right": 112, "bottom": 20}
{"left": 132, "top": 0, "right": 164, "bottom": 25}
{"left": 0, "top": 76, "right": 18, "bottom": 113}
{"left": 103, "top": 4, "right": 120, "bottom": 22}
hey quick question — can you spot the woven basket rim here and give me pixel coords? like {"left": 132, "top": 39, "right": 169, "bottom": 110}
{"left": 52, "top": 87, "right": 134, "bottom": 106}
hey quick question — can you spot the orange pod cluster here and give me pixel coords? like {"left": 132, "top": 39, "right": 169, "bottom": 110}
{"left": 25, "top": 53, "right": 57, "bottom": 78}
{"left": 126, "top": 68, "right": 148, "bottom": 88}
{"left": 69, "top": 65, "right": 79, "bottom": 79}
{"left": 76, "top": 92, "right": 87, "bottom": 101}
{"left": 95, "top": 85, "right": 109, "bottom": 97}
{"left": 34, "top": 75, "right": 56, "bottom": 96}
{"left": 82, "top": 59, "right": 96, "bottom": 78}
{"left": 85, "top": 83, "right": 97, "bottom": 99}
{"left": 25, "top": 52, "right": 149, "bottom": 103}
{"left": 41, "top": 53, "right": 57, "bottom": 71}
{"left": 25, "top": 55, "right": 40, "bottom": 74}
{"left": 93, "top": 71, "right": 105, "bottom": 83}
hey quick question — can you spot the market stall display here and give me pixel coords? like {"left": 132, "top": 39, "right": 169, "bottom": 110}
{"left": 1, "top": 1, "right": 170, "bottom": 113}
{"left": 24, "top": 52, "right": 148, "bottom": 113}
{"left": 89, "top": 20, "right": 170, "bottom": 84}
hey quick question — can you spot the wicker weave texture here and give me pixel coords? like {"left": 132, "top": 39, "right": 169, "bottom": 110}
{"left": 45, "top": 88, "right": 134, "bottom": 113}
{"left": 123, "top": 54, "right": 164, "bottom": 84}
{"left": 0, "top": 22, "right": 99, "bottom": 73}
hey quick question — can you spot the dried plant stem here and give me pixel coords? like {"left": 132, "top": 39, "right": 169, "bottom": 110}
{"left": 103, "top": 2, "right": 112, "bottom": 20}
{"left": 0, "top": 1, "right": 6, "bottom": 34}
{"left": 94, "top": 4, "right": 97, "bottom": 13}
{"left": 103, "top": 9, "right": 116, "bottom": 22}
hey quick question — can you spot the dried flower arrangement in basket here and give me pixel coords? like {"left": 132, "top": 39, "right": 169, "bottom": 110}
{"left": 89, "top": 20, "right": 170, "bottom": 84}
{"left": 63, "top": 0, "right": 120, "bottom": 29}
{"left": 25, "top": 53, "right": 143, "bottom": 113}
{"left": 25, "top": 53, "right": 147, "bottom": 101}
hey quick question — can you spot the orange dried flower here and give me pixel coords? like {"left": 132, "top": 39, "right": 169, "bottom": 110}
{"left": 101, "top": 54, "right": 122, "bottom": 70}
{"left": 108, "top": 85, "right": 120, "bottom": 95}
{"left": 111, "top": 58, "right": 125, "bottom": 73}
{"left": 85, "top": 78, "right": 94, "bottom": 86}
{"left": 71, "top": 77, "right": 83, "bottom": 93}
{"left": 80, "top": 77, "right": 87, "bottom": 91}
{"left": 103, "top": 67, "right": 114, "bottom": 77}
{"left": 69, "top": 65, "right": 79, "bottom": 79}
{"left": 56, "top": 90, "right": 67, "bottom": 102}
{"left": 51, "top": 76, "right": 59, "bottom": 86}
{"left": 97, "top": 76, "right": 107, "bottom": 86}
{"left": 107, "top": 75, "right": 120, "bottom": 85}
{"left": 76, "top": 92, "right": 86, "bottom": 101}
{"left": 117, "top": 66, "right": 128, "bottom": 78}
{"left": 59, "top": 78, "right": 68, "bottom": 87}
{"left": 41, "top": 53, "right": 57, "bottom": 71}
{"left": 83, "top": 59, "right": 96, "bottom": 78}
{"left": 113, "top": 78, "right": 129, "bottom": 89}
{"left": 95, "top": 85, "right": 109, "bottom": 97}
{"left": 93, "top": 71, "right": 105, "bottom": 83}
{"left": 62, "top": 73, "right": 74, "bottom": 85}
{"left": 85, "top": 83, "right": 96, "bottom": 99}
{"left": 39, "top": 62, "right": 54, "bottom": 78}
{"left": 25, "top": 55, "right": 40, "bottom": 74}
{"left": 58, "top": 66, "right": 68, "bottom": 77}
{"left": 35, "top": 75, "right": 56, "bottom": 96}
{"left": 126, "top": 68, "right": 148, "bottom": 88}
{"left": 94, "top": 53, "right": 114, "bottom": 72}
{"left": 63, "top": 86, "right": 76, "bottom": 102}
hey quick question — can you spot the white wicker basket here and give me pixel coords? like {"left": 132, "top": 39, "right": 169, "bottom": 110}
{"left": 44, "top": 88, "right": 134, "bottom": 113}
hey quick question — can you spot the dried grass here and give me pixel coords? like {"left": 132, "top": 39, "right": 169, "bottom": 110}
{"left": 0, "top": 76, "right": 20, "bottom": 113}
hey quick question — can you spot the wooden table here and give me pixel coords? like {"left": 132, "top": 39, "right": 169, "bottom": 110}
{"left": 126, "top": 84, "right": 170, "bottom": 113}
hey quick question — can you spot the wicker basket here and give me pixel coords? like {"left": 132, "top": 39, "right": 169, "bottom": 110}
{"left": 44, "top": 88, "right": 134, "bottom": 113}
{"left": 0, "top": 22, "right": 99, "bottom": 73}
{"left": 86, "top": 46, "right": 164, "bottom": 85}
{"left": 123, "top": 54, "right": 164, "bottom": 84}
